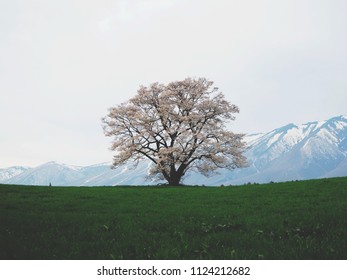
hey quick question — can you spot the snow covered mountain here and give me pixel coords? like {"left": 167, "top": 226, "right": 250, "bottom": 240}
{"left": 228, "top": 115, "right": 347, "bottom": 184}
{"left": 75, "top": 161, "right": 155, "bottom": 186}
{"left": 0, "top": 166, "right": 31, "bottom": 182}
{"left": 4, "top": 162, "right": 84, "bottom": 186}
{"left": 0, "top": 161, "right": 156, "bottom": 186}
{"left": 1, "top": 115, "right": 346, "bottom": 186}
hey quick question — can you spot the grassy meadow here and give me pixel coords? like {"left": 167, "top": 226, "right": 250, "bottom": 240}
{"left": 0, "top": 177, "right": 346, "bottom": 260}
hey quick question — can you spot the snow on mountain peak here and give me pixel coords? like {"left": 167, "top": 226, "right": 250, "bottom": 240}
{"left": 38, "top": 161, "right": 83, "bottom": 171}
{"left": 0, "top": 166, "right": 31, "bottom": 181}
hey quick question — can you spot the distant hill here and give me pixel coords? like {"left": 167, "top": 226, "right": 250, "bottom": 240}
{"left": 1, "top": 115, "right": 346, "bottom": 186}
{"left": 0, "top": 166, "right": 31, "bottom": 182}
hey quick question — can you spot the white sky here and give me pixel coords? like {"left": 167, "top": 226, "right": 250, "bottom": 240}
{"left": 1, "top": 0, "right": 346, "bottom": 168}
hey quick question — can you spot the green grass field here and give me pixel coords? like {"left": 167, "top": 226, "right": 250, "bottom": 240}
{"left": 0, "top": 177, "right": 346, "bottom": 260}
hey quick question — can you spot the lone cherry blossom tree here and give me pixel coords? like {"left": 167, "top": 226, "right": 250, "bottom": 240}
{"left": 102, "top": 77, "right": 247, "bottom": 185}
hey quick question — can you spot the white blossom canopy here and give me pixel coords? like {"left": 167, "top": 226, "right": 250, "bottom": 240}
{"left": 103, "top": 77, "right": 247, "bottom": 185}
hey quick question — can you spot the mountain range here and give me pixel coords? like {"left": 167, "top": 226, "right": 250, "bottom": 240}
{"left": 1, "top": 115, "right": 346, "bottom": 186}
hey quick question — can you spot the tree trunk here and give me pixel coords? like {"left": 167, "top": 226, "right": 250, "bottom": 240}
{"left": 166, "top": 170, "right": 183, "bottom": 186}
{"left": 167, "top": 176, "right": 181, "bottom": 186}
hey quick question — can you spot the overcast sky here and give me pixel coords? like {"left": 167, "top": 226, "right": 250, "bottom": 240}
{"left": 1, "top": 0, "right": 346, "bottom": 168}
